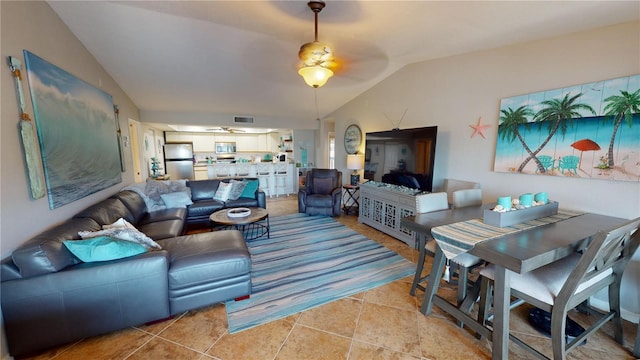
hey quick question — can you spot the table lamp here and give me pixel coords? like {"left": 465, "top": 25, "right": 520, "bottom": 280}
{"left": 347, "top": 154, "right": 363, "bottom": 186}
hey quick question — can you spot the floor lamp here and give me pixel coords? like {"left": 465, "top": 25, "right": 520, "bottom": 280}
{"left": 347, "top": 154, "right": 363, "bottom": 186}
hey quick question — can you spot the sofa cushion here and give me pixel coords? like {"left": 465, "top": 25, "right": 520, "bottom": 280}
{"left": 187, "top": 200, "right": 225, "bottom": 218}
{"left": 157, "top": 230, "right": 250, "bottom": 286}
{"left": 311, "top": 177, "right": 335, "bottom": 194}
{"left": 139, "top": 208, "right": 187, "bottom": 225}
{"left": 137, "top": 220, "right": 185, "bottom": 240}
{"left": 226, "top": 197, "right": 259, "bottom": 208}
{"left": 111, "top": 190, "right": 147, "bottom": 224}
{"left": 63, "top": 237, "right": 147, "bottom": 262}
{"left": 306, "top": 194, "right": 334, "bottom": 207}
{"left": 188, "top": 179, "right": 221, "bottom": 201}
{"left": 11, "top": 218, "right": 101, "bottom": 278}
{"left": 73, "top": 198, "right": 132, "bottom": 226}
{"left": 160, "top": 191, "right": 193, "bottom": 208}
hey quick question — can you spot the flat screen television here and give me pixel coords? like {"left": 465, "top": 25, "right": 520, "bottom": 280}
{"left": 364, "top": 126, "right": 437, "bottom": 192}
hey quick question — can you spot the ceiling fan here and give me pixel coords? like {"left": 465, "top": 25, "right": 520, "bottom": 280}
{"left": 295, "top": 1, "right": 388, "bottom": 85}
{"left": 206, "top": 126, "right": 245, "bottom": 133}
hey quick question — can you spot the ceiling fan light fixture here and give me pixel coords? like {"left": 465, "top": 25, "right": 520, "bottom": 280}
{"left": 298, "top": 65, "right": 334, "bottom": 88}
{"left": 298, "top": 1, "right": 334, "bottom": 88}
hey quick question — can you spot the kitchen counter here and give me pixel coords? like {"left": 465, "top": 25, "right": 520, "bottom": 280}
{"left": 200, "top": 162, "right": 299, "bottom": 196}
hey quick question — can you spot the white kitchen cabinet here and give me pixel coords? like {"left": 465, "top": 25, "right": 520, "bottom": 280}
{"left": 192, "top": 133, "right": 215, "bottom": 152}
{"left": 262, "top": 133, "right": 279, "bottom": 152}
{"left": 214, "top": 134, "right": 236, "bottom": 143}
{"left": 194, "top": 167, "right": 208, "bottom": 180}
{"left": 235, "top": 134, "right": 258, "bottom": 152}
{"left": 255, "top": 134, "right": 267, "bottom": 151}
{"left": 164, "top": 131, "right": 193, "bottom": 143}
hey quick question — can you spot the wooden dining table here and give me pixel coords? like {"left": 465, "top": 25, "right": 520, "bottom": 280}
{"left": 402, "top": 206, "right": 628, "bottom": 360}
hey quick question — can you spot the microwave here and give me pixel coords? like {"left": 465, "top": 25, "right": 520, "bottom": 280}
{"left": 215, "top": 142, "right": 236, "bottom": 154}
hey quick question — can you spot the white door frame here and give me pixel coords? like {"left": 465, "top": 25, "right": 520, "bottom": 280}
{"left": 128, "top": 119, "right": 143, "bottom": 183}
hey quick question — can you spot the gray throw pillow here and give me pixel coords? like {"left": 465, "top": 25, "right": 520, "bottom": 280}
{"left": 228, "top": 180, "right": 247, "bottom": 200}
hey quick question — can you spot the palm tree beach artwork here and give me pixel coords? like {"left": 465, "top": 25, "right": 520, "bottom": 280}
{"left": 494, "top": 75, "right": 640, "bottom": 182}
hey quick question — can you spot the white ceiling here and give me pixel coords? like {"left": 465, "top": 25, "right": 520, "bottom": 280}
{"left": 48, "top": 1, "right": 639, "bottom": 130}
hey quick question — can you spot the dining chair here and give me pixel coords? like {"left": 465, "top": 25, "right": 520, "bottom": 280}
{"left": 411, "top": 193, "right": 449, "bottom": 295}
{"left": 451, "top": 188, "right": 483, "bottom": 209}
{"left": 477, "top": 217, "right": 640, "bottom": 360}
{"left": 412, "top": 192, "right": 482, "bottom": 308}
{"left": 443, "top": 178, "right": 481, "bottom": 208}
{"left": 447, "top": 187, "right": 485, "bottom": 305}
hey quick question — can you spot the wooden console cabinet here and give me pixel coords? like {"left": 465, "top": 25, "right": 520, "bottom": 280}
{"left": 358, "top": 182, "right": 421, "bottom": 247}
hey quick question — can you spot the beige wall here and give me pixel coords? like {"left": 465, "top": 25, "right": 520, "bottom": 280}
{"left": 1, "top": 1, "right": 139, "bottom": 257}
{"left": 1, "top": 3, "right": 139, "bottom": 354}
{"left": 331, "top": 21, "right": 640, "bottom": 219}
{"left": 328, "top": 20, "right": 640, "bottom": 322}
{"left": 1, "top": 1, "right": 639, "bottom": 355}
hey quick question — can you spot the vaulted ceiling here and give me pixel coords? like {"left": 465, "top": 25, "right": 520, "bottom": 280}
{"left": 48, "top": 1, "right": 639, "bottom": 128}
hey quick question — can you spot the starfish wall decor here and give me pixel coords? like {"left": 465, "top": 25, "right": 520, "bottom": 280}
{"left": 469, "top": 116, "right": 491, "bottom": 139}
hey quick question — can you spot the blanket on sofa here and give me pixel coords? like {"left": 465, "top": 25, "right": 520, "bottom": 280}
{"left": 122, "top": 180, "right": 191, "bottom": 212}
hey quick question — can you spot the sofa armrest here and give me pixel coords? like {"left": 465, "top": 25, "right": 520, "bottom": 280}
{"left": 256, "top": 189, "right": 266, "bottom": 208}
{"left": 1, "top": 251, "right": 170, "bottom": 357}
{"left": 297, "top": 186, "right": 309, "bottom": 213}
{"left": 331, "top": 187, "right": 342, "bottom": 216}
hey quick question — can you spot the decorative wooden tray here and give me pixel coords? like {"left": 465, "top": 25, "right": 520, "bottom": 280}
{"left": 483, "top": 201, "right": 558, "bottom": 227}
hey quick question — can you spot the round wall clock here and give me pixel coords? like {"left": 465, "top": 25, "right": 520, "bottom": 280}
{"left": 344, "top": 124, "right": 362, "bottom": 154}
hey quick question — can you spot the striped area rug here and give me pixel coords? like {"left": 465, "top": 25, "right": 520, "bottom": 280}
{"left": 225, "top": 213, "right": 415, "bottom": 333}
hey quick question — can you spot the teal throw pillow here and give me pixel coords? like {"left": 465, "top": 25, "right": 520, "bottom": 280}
{"left": 241, "top": 179, "right": 259, "bottom": 198}
{"left": 63, "top": 236, "right": 147, "bottom": 262}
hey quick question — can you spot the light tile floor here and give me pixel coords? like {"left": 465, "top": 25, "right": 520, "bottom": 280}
{"left": 22, "top": 196, "right": 638, "bottom": 359}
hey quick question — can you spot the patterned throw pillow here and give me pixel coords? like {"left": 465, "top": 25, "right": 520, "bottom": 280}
{"left": 213, "top": 182, "right": 232, "bottom": 201}
{"left": 228, "top": 180, "right": 247, "bottom": 200}
{"left": 102, "top": 218, "right": 137, "bottom": 230}
{"left": 78, "top": 228, "right": 161, "bottom": 250}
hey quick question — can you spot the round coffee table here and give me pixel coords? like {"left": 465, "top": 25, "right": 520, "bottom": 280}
{"left": 209, "top": 207, "right": 270, "bottom": 240}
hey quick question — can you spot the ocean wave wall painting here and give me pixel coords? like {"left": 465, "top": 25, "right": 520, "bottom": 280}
{"left": 24, "top": 51, "right": 122, "bottom": 209}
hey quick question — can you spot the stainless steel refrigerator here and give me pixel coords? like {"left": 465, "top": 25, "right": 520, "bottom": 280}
{"left": 164, "top": 143, "right": 194, "bottom": 180}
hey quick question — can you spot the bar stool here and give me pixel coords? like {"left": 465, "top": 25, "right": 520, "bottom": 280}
{"left": 214, "top": 163, "right": 231, "bottom": 178}
{"left": 273, "top": 161, "right": 288, "bottom": 197}
{"left": 235, "top": 162, "right": 251, "bottom": 178}
{"left": 256, "top": 162, "right": 272, "bottom": 197}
